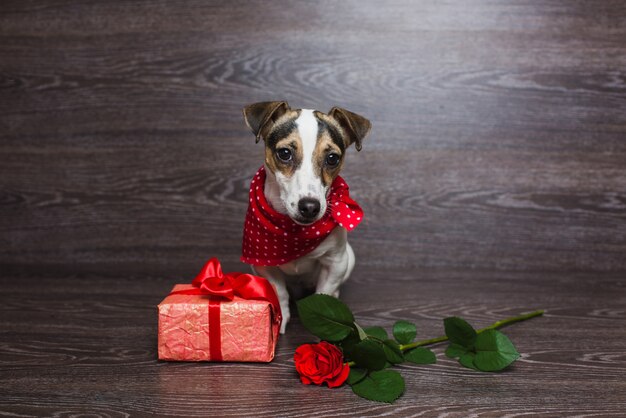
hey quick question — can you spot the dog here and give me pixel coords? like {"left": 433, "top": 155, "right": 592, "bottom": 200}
{"left": 241, "top": 101, "right": 371, "bottom": 333}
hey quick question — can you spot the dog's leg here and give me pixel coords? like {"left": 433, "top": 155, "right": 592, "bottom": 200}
{"left": 252, "top": 265, "right": 291, "bottom": 334}
{"left": 334, "top": 242, "right": 355, "bottom": 298}
{"left": 315, "top": 242, "right": 355, "bottom": 298}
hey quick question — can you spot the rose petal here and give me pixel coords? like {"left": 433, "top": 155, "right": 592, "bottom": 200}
{"left": 326, "top": 363, "right": 350, "bottom": 388}
{"left": 294, "top": 342, "right": 346, "bottom": 387}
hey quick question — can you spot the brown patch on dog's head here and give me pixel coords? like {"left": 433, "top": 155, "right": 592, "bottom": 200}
{"left": 243, "top": 101, "right": 305, "bottom": 178}
{"left": 264, "top": 128, "right": 303, "bottom": 178}
{"left": 327, "top": 107, "right": 371, "bottom": 151}
{"left": 310, "top": 112, "right": 346, "bottom": 186}
{"left": 242, "top": 101, "right": 291, "bottom": 143}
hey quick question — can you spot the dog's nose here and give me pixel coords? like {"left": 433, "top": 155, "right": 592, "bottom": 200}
{"left": 298, "top": 198, "right": 321, "bottom": 220}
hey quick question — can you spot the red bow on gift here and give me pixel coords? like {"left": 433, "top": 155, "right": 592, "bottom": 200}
{"left": 189, "top": 258, "right": 282, "bottom": 318}
{"left": 169, "top": 258, "right": 282, "bottom": 361}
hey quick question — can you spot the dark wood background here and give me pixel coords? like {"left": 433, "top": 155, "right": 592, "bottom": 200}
{"left": 1, "top": 1, "right": 625, "bottom": 416}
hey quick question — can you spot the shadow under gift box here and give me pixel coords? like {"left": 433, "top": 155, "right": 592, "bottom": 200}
{"left": 158, "top": 284, "right": 279, "bottom": 362}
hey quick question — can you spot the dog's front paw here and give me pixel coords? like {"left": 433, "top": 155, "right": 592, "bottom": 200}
{"left": 279, "top": 309, "right": 291, "bottom": 334}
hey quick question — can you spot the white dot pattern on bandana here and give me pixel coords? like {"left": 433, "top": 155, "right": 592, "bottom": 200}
{"left": 241, "top": 166, "right": 364, "bottom": 266}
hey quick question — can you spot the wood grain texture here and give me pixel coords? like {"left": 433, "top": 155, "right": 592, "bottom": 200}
{"left": 1, "top": 0, "right": 625, "bottom": 416}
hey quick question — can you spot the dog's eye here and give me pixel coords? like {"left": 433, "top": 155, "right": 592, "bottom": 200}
{"left": 326, "top": 153, "right": 340, "bottom": 167}
{"left": 276, "top": 148, "right": 292, "bottom": 162}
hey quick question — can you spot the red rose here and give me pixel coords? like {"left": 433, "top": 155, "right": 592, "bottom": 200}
{"left": 294, "top": 341, "right": 350, "bottom": 388}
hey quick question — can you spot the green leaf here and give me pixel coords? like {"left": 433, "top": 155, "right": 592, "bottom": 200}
{"left": 473, "top": 330, "right": 520, "bottom": 372}
{"left": 347, "top": 367, "right": 367, "bottom": 385}
{"left": 351, "top": 370, "right": 405, "bottom": 403}
{"left": 392, "top": 320, "right": 417, "bottom": 344}
{"left": 364, "top": 326, "right": 388, "bottom": 341}
{"left": 459, "top": 352, "right": 478, "bottom": 370}
{"left": 351, "top": 339, "right": 387, "bottom": 371}
{"left": 297, "top": 294, "right": 355, "bottom": 341}
{"left": 404, "top": 347, "right": 437, "bottom": 365}
{"left": 338, "top": 330, "right": 360, "bottom": 358}
{"left": 382, "top": 339, "right": 404, "bottom": 364}
{"left": 445, "top": 343, "right": 468, "bottom": 359}
{"left": 443, "top": 317, "right": 477, "bottom": 348}
{"left": 354, "top": 322, "right": 368, "bottom": 340}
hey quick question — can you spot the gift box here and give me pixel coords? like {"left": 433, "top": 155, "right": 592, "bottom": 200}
{"left": 158, "top": 258, "right": 282, "bottom": 362}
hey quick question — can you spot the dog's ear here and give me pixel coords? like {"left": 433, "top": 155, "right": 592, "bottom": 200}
{"left": 328, "top": 107, "right": 371, "bottom": 151}
{"left": 243, "top": 101, "right": 290, "bottom": 143}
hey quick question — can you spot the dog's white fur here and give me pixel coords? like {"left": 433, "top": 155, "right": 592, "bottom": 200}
{"left": 252, "top": 109, "right": 355, "bottom": 334}
{"left": 262, "top": 110, "right": 329, "bottom": 224}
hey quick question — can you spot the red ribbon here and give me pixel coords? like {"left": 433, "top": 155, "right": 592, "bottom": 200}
{"left": 169, "top": 258, "right": 282, "bottom": 361}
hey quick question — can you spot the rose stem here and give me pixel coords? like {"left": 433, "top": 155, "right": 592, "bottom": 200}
{"left": 345, "top": 309, "right": 544, "bottom": 367}
{"left": 398, "top": 309, "right": 544, "bottom": 352}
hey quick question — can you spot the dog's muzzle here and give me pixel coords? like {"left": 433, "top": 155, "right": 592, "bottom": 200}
{"left": 298, "top": 198, "right": 321, "bottom": 222}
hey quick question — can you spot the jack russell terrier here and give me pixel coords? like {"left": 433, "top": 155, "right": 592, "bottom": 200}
{"left": 240, "top": 101, "right": 371, "bottom": 333}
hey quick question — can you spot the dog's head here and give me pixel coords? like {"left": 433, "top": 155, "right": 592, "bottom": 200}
{"left": 243, "top": 101, "right": 371, "bottom": 225}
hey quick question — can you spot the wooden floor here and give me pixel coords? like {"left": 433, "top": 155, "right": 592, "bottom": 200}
{"left": 1, "top": 1, "right": 625, "bottom": 416}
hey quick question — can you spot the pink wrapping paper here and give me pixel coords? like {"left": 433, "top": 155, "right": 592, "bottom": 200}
{"left": 158, "top": 284, "right": 278, "bottom": 362}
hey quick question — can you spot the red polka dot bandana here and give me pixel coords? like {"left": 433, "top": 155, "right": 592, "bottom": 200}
{"left": 241, "top": 166, "right": 364, "bottom": 266}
